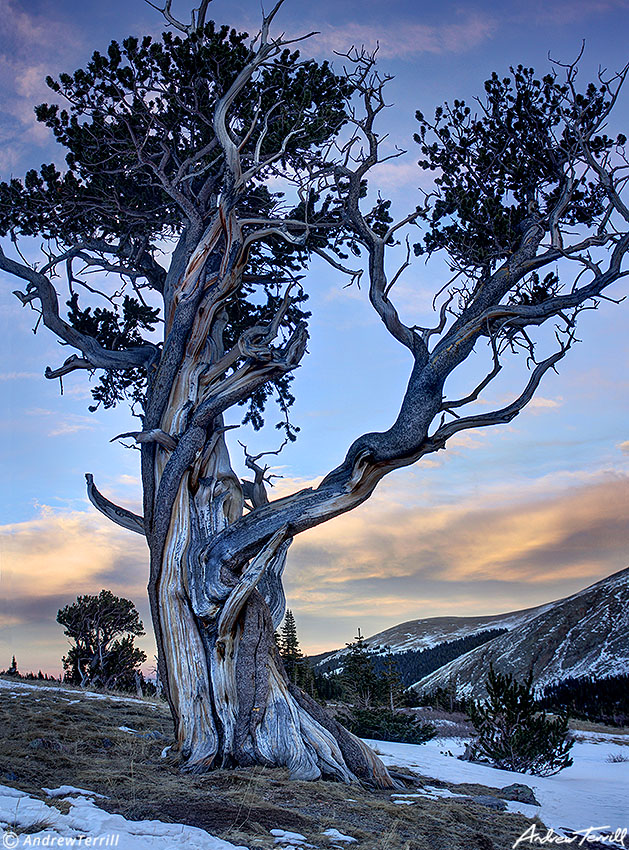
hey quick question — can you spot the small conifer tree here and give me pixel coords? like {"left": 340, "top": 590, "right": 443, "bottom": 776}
{"left": 467, "top": 665, "right": 574, "bottom": 776}
{"left": 341, "top": 629, "right": 384, "bottom": 708}
{"left": 278, "top": 609, "right": 315, "bottom": 692}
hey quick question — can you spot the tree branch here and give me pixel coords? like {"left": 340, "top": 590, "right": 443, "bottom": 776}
{"left": 2, "top": 248, "right": 158, "bottom": 373}
{"left": 85, "top": 473, "right": 145, "bottom": 535}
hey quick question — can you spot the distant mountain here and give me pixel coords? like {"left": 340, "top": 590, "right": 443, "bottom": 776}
{"left": 312, "top": 599, "right": 554, "bottom": 675}
{"left": 414, "top": 567, "right": 629, "bottom": 699}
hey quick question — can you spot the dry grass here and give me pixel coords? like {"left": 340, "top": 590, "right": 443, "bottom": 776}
{"left": 0, "top": 680, "right": 544, "bottom": 850}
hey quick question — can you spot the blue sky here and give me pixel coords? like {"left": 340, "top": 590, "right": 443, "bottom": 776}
{"left": 1, "top": 0, "right": 628, "bottom": 674}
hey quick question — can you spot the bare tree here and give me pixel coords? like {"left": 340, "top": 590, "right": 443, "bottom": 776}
{"left": 1, "top": 1, "right": 627, "bottom": 784}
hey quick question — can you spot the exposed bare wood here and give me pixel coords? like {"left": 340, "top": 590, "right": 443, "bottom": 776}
{"left": 85, "top": 474, "right": 145, "bottom": 535}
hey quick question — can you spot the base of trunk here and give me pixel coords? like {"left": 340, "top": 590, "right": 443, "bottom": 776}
{"left": 172, "top": 592, "right": 393, "bottom": 788}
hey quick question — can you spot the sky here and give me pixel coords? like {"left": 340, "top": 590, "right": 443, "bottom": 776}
{"left": 0, "top": 0, "right": 628, "bottom": 676}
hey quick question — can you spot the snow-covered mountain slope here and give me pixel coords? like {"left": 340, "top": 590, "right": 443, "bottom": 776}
{"left": 414, "top": 567, "right": 629, "bottom": 698}
{"left": 312, "top": 599, "right": 556, "bottom": 672}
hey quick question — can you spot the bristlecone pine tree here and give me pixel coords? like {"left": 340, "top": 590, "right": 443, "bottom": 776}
{"left": 57, "top": 589, "right": 147, "bottom": 690}
{"left": 1, "top": 0, "right": 628, "bottom": 784}
{"left": 466, "top": 665, "right": 574, "bottom": 776}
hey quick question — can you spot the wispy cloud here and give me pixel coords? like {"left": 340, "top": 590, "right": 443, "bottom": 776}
{"left": 26, "top": 407, "right": 97, "bottom": 437}
{"left": 0, "top": 504, "right": 151, "bottom": 673}
{"left": 0, "top": 0, "right": 84, "bottom": 172}
{"left": 308, "top": 12, "right": 497, "bottom": 59}
{"left": 0, "top": 371, "right": 40, "bottom": 381}
{"left": 3, "top": 468, "right": 628, "bottom": 666}
{"left": 284, "top": 472, "right": 629, "bottom": 627}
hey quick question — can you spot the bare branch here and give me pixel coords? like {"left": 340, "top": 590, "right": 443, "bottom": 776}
{"left": 44, "top": 355, "right": 94, "bottom": 381}
{"left": 432, "top": 339, "right": 573, "bottom": 443}
{"left": 441, "top": 333, "right": 502, "bottom": 412}
{"left": 111, "top": 429, "right": 178, "bottom": 451}
{"left": 2, "top": 248, "right": 158, "bottom": 373}
{"left": 85, "top": 473, "right": 145, "bottom": 535}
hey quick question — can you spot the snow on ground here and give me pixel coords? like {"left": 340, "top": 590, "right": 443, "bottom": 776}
{"left": 2, "top": 678, "right": 627, "bottom": 847}
{"left": 369, "top": 735, "right": 629, "bottom": 840}
{"left": 42, "top": 785, "right": 108, "bottom": 799}
{"left": 321, "top": 828, "right": 357, "bottom": 843}
{"left": 0, "top": 785, "right": 248, "bottom": 849}
{"left": 0, "top": 677, "right": 159, "bottom": 707}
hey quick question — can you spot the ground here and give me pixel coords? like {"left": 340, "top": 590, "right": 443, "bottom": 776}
{"left": 0, "top": 677, "right": 627, "bottom": 849}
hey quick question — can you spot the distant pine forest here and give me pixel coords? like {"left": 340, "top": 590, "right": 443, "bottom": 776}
{"left": 314, "top": 628, "right": 507, "bottom": 687}
{"left": 538, "top": 674, "right": 629, "bottom": 727}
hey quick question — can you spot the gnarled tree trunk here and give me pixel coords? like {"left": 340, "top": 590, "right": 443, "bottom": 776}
{"left": 131, "top": 212, "right": 394, "bottom": 786}
{"left": 8, "top": 5, "right": 626, "bottom": 794}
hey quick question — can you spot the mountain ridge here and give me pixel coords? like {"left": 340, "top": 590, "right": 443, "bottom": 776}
{"left": 312, "top": 567, "right": 629, "bottom": 696}
{"left": 414, "top": 566, "right": 629, "bottom": 698}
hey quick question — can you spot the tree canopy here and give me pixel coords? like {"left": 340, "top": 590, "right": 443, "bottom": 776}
{"left": 57, "top": 589, "right": 146, "bottom": 690}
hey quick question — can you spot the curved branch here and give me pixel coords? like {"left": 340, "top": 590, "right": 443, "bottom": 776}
{"left": 111, "top": 429, "right": 178, "bottom": 451}
{"left": 1, "top": 248, "right": 158, "bottom": 372}
{"left": 216, "top": 527, "right": 287, "bottom": 636}
{"left": 85, "top": 473, "right": 145, "bottom": 535}
{"left": 432, "top": 342, "right": 571, "bottom": 443}
{"left": 45, "top": 355, "right": 93, "bottom": 380}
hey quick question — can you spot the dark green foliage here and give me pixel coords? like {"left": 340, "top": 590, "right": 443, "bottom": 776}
{"left": 57, "top": 589, "right": 147, "bottom": 691}
{"left": 340, "top": 630, "right": 387, "bottom": 708}
{"left": 313, "top": 670, "right": 343, "bottom": 701}
{"left": 66, "top": 293, "right": 160, "bottom": 410}
{"left": 467, "top": 665, "right": 574, "bottom": 776}
{"left": 0, "top": 20, "right": 351, "bottom": 427}
{"left": 277, "top": 609, "right": 315, "bottom": 693}
{"left": 414, "top": 65, "right": 626, "bottom": 280}
{"left": 0, "top": 26, "right": 349, "bottom": 243}
{"left": 340, "top": 705, "right": 437, "bottom": 745}
{"left": 413, "top": 684, "right": 469, "bottom": 713}
{"left": 538, "top": 674, "right": 629, "bottom": 728}
{"left": 366, "top": 629, "right": 508, "bottom": 687}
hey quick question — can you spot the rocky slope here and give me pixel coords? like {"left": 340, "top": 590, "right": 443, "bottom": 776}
{"left": 413, "top": 567, "right": 629, "bottom": 698}
{"left": 312, "top": 601, "right": 554, "bottom": 674}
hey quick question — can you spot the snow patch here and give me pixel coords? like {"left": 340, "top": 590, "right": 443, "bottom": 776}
{"left": 42, "top": 785, "right": 107, "bottom": 799}
{"left": 0, "top": 784, "right": 248, "bottom": 849}
{"left": 322, "top": 828, "right": 357, "bottom": 842}
{"left": 270, "top": 828, "right": 314, "bottom": 846}
{"left": 368, "top": 735, "right": 629, "bottom": 838}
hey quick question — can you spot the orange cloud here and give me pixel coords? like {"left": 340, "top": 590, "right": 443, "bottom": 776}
{"left": 3, "top": 469, "right": 628, "bottom": 667}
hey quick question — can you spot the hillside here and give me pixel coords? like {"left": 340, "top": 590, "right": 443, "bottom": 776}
{"left": 0, "top": 677, "right": 539, "bottom": 850}
{"left": 415, "top": 567, "right": 629, "bottom": 699}
{"left": 312, "top": 599, "right": 555, "bottom": 674}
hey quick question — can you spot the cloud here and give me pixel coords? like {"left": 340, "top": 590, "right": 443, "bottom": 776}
{"left": 526, "top": 396, "right": 563, "bottom": 411}
{"left": 0, "top": 503, "right": 152, "bottom": 673}
{"left": 619, "top": 441, "right": 629, "bottom": 454}
{"left": 283, "top": 472, "right": 629, "bottom": 629}
{"left": 3, "top": 467, "right": 628, "bottom": 667}
{"left": 0, "top": 0, "right": 84, "bottom": 171}
{"left": 309, "top": 13, "right": 497, "bottom": 58}
{"left": 0, "top": 505, "right": 148, "bottom": 603}
{"left": 0, "top": 371, "right": 40, "bottom": 381}
{"left": 25, "top": 407, "right": 98, "bottom": 437}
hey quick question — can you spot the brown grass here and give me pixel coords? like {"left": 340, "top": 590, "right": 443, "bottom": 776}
{"left": 0, "top": 680, "right": 544, "bottom": 849}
